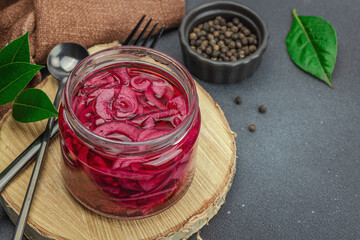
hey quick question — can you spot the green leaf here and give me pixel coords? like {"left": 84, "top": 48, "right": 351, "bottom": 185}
{"left": 286, "top": 9, "right": 337, "bottom": 88}
{"left": 0, "top": 32, "right": 30, "bottom": 67}
{"left": 12, "top": 88, "right": 58, "bottom": 123}
{"left": 0, "top": 62, "right": 44, "bottom": 105}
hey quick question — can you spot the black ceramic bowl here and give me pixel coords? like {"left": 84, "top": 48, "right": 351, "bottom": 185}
{"left": 179, "top": 1, "right": 269, "bottom": 83}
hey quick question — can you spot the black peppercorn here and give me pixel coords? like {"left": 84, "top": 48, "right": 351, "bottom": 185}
{"left": 229, "top": 41, "right": 236, "bottom": 49}
{"left": 225, "top": 31, "right": 232, "bottom": 38}
{"left": 235, "top": 96, "right": 242, "bottom": 104}
{"left": 212, "top": 50, "right": 220, "bottom": 57}
{"left": 203, "top": 22, "right": 209, "bottom": 31}
{"left": 205, "top": 46, "right": 212, "bottom": 55}
{"left": 242, "top": 46, "right": 250, "bottom": 55}
{"left": 209, "top": 39, "right": 216, "bottom": 46}
{"left": 243, "top": 28, "right": 251, "bottom": 36}
{"left": 201, "top": 40, "right": 208, "bottom": 47}
{"left": 189, "top": 32, "right": 197, "bottom": 40}
{"left": 232, "top": 17, "right": 240, "bottom": 25}
{"left": 259, "top": 105, "right": 267, "bottom": 113}
{"left": 249, "top": 124, "right": 256, "bottom": 132}
{"left": 220, "top": 18, "right": 226, "bottom": 26}
{"left": 247, "top": 37, "right": 254, "bottom": 45}
{"left": 239, "top": 50, "right": 246, "bottom": 59}
{"left": 249, "top": 45, "right": 257, "bottom": 53}
{"left": 232, "top": 33, "right": 239, "bottom": 40}
{"left": 231, "top": 26, "right": 239, "bottom": 33}
{"left": 207, "top": 33, "right": 214, "bottom": 41}
{"left": 213, "top": 45, "right": 220, "bottom": 51}
{"left": 241, "top": 38, "right": 248, "bottom": 45}
{"left": 235, "top": 41, "right": 242, "bottom": 49}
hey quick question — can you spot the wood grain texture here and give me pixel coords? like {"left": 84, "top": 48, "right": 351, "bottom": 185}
{"left": 0, "top": 43, "right": 236, "bottom": 240}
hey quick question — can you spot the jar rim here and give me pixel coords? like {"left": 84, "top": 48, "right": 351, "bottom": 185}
{"left": 63, "top": 46, "right": 199, "bottom": 147}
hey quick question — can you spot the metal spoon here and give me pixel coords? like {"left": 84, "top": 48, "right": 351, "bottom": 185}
{"left": 12, "top": 43, "right": 89, "bottom": 240}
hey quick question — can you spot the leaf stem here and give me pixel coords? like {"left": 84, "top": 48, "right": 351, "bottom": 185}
{"left": 292, "top": 9, "right": 297, "bottom": 17}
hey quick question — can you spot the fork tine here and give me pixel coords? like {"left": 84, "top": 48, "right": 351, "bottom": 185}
{"left": 133, "top": 18, "right": 153, "bottom": 45}
{"left": 123, "top": 15, "right": 146, "bottom": 45}
{"left": 142, "top": 21, "right": 159, "bottom": 47}
{"left": 150, "top": 25, "right": 165, "bottom": 49}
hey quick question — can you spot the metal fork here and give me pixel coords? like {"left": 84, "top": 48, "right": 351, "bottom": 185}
{"left": 123, "top": 15, "right": 165, "bottom": 48}
{"left": 0, "top": 15, "right": 166, "bottom": 193}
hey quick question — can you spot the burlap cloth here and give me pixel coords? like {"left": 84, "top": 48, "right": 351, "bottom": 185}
{"left": 0, "top": 0, "right": 185, "bottom": 120}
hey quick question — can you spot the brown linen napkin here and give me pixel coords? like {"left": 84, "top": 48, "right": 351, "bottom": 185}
{"left": 0, "top": 0, "right": 185, "bottom": 120}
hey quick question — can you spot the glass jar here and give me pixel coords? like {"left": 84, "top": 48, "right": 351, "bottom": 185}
{"left": 58, "top": 46, "right": 201, "bottom": 219}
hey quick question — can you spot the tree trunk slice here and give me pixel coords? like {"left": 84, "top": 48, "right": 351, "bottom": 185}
{"left": 0, "top": 43, "right": 237, "bottom": 240}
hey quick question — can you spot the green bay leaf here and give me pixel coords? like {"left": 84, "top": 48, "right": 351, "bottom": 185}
{"left": 0, "top": 62, "right": 44, "bottom": 105}
{"left": 0, "top": 32, "right": 30, "bottom": 67}
{"left": 286, "top": 9, "right": 337, "bottom": 87}
{"left": 12, "top": 88, "right": 58, "bottom": 123}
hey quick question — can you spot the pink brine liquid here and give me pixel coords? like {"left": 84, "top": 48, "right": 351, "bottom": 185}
{"left": 59, "top": 63, "right": 200, "bottom": 218}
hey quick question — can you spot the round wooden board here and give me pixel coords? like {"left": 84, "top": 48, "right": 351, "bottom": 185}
{"left": 0, "top": 43, "right": 236, "bottom": 240}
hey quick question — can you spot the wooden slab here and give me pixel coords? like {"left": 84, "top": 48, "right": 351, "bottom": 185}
{"left": 0, "top": 43, "right": 236, "bottom": 240}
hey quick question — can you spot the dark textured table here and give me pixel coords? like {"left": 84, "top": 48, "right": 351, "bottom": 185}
{"left": 1, "top": 0, "right": 360, "bottom": 239}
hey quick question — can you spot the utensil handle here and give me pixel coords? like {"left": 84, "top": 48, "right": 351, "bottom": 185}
{"left": 12, "top": 117, "right": 55, "bottom": 240}
{"left": 13, "top": 78, "right": 66, "bottom": 240}
{"left": 0, "top": 121, "right": 59, "bottom": 192}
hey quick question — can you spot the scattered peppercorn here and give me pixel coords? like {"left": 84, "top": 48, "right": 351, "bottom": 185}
{"left": 248, "top": 124, "right": 256, "bottom": 132}
{"left": 259, "top": 105, "right": 267, "bottom": 113}
{"left": 188, "top": 16, "right": 258, "bottom": 62}
{"left": 235, "top": 96, "right": 242, "bottom": 104}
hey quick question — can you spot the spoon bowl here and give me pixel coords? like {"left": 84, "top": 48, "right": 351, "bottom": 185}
{"left": 47, "top": 42, "right": 89, "bottom": 80}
